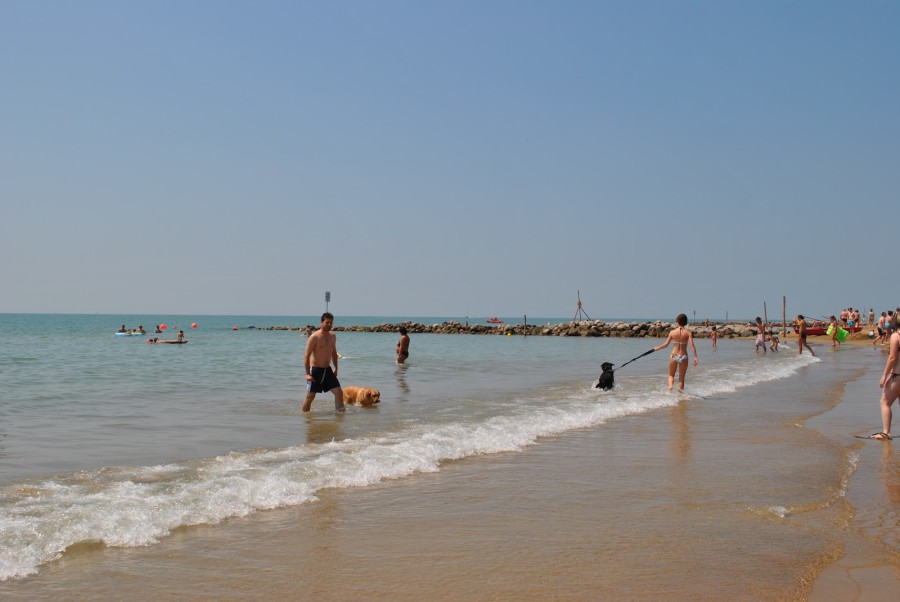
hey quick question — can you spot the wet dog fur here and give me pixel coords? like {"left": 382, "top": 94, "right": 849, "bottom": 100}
{"left": 342, "top": 386, "right": 381, "bottom": 406}
{"left": 595, "top": 362, "right": 615, "bottom": 390}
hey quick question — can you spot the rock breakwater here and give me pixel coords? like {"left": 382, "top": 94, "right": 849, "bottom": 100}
{"left": 258, "top": 320, "right": 765, "bottom": 339}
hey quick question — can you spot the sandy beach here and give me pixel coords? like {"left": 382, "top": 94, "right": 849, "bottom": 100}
{"left": 1, "top": 327, "right": 896, "bottom": 601}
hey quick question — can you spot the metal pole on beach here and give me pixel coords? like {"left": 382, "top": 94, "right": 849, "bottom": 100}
{"left": 325, "top": 291, "right": 331, "bottom": 313}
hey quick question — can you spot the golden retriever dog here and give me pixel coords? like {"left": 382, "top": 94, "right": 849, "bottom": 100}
{"left": 342, "top": 386, "right": 381, "bottom": 407}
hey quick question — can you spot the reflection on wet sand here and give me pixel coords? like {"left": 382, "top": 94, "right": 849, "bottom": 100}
{"left": 670, "top": 399, "right": 691, "bottom": 464}
{"left": 879, "top": 440, "right": 900, "bottom": 518}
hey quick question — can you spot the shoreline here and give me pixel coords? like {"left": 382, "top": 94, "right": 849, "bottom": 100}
{"left": 1, "top": 317, "right": 895, "bottom": 598}
{"left": 3, "top": 339, "right": 896, "bottom": 599}
{"left": 807, "top": 359, "right": 900, "bottom": 600}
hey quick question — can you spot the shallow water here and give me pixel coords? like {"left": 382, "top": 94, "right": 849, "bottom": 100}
{"left": 0, "top": 314, "right": 895, "bottom": 598}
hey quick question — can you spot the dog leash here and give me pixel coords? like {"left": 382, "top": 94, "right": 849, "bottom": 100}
{"left": 614, "top": 348, "right": 655, "bottom": 371}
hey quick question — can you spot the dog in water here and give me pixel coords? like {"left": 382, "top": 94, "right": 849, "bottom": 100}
{"left": 595, "top": 362, "right": 615, "bottom": 390}
{"left": 342, "top": 386, "right": 381, "bottom": 407}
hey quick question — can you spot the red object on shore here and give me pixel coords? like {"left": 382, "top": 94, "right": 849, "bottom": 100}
{"left": 792, "top": 323, "right": 862, "bottom": 336}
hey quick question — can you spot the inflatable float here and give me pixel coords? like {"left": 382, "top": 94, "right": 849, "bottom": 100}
{"left": 825, "top": 324, "right": 849, "bottom": 342}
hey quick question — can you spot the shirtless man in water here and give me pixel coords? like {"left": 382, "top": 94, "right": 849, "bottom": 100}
{"left": 302, "top": 312, "right": 345, "bottom": 413}
{"left": 796, "top": 315, "right": 816, "bottom": 356}
{"left": 653, "top": 313, "right": 698, "bottom": 392}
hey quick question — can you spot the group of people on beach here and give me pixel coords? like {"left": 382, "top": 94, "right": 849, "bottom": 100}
{"left": 872, "top": 309, "right": 898, "bottom": 347}
{"left": 752, "top": 317, "right": 782, "bottom": 353}
{"left": 760, "top": 311, "right": 898, "bottom": 441}
{"left": 300, "top": 309, "right": 897, "bottom": 444}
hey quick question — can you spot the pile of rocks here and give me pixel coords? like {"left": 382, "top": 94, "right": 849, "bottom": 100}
{"left": 258, "top": 320, "right": 762, "bottom": 338}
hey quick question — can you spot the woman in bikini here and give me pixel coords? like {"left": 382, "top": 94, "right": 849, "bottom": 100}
{"left": 870, "top": 326, "right": 900, "bottom": 441}
{"left": 653, "top": 313, "right": 699, "bottom": 392}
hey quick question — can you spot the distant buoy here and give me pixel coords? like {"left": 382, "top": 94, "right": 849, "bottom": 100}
{"left": 232, "top": 326, "right": 239, "bottom": 331}
{"left": 507, "top": 332, "right": 512, "bottom": 336}
{"left": 191, "top": 323, "right": 198, "bottom": 329}
{"left": 160, "top": 324, "right": 167, "bottom": 330}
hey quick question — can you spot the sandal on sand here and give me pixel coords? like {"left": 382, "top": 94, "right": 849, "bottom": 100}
{"left": 870, "top": 432, "right": 892, "bottom": 441}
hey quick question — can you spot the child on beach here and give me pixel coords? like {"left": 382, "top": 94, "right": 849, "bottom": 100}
{"left": 829, "top": 315, "right": 842, "bottom": 347}
{"left": 768, "top": 330, "right": 779, "bottom": 352}
{"left": 653, "top": 313, "right": 698, "bottom": 393}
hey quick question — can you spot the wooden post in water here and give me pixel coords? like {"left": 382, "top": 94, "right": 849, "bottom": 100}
{"left": 782, "top": 296, "right": 787, "bottom": 336}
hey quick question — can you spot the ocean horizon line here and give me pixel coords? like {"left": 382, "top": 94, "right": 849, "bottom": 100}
{"left": 0, "top": 311, "right": 762, "bottom": 324}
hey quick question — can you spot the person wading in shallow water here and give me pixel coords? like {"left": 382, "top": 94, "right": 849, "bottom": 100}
{"left": 302, "top": 312, "right": 345, "bottom": 413}
{"left": 653, "top": 313, "right": 698, "bottom": 392}
{"left": 796, "top": 315, "right": 815, "bottom": 356}
{"left": 754, "top": 316, "right": 767, "bottom": 353}
{"left": 396, "top": 325, "right": 410, "bottom": 364}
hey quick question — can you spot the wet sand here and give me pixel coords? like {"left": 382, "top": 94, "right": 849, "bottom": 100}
{"left": 2, "top": 337, "right": 897, "bottom": 600}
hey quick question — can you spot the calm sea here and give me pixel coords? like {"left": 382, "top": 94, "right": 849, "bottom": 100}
{"left": 0, "top": 313, "right": 818, "bottom": 582}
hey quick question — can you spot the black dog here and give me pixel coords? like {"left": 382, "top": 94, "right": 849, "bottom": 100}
{"left": 595, "top": 362, "right": 615, "bottom": 390}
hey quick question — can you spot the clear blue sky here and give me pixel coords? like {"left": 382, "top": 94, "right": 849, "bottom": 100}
{"left": 2, "top": 1, "right": 898, "bottom": 319}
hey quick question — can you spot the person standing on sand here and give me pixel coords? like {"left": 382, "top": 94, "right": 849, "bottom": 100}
{"left": 653, "top": 313, "right": 698, "bottom": 392}
{"left": 796, "top": 315, "right": 816, "bottom": 356}
{"left": 870, "top": 325, "right": 899, "bottom": 441}
{"left": 303, "top": 312, "right": 345, "bottom": 413}
{"left": 754, "top": 317, "right": 767, "bottom": 353}
{"left": 883, "top": 311, "right": 894, "bottom": 343}
{"left": 396, "top": 325, "right": 410, "bottom": 364}
{"left": 828, "top": 315, "right": 843, "bottom": 347}
{"left": 868, "top": 308, "right": 875, "bottom": 326}
{"left": 876, "top": 312, "right": 887, "bottom": 346}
